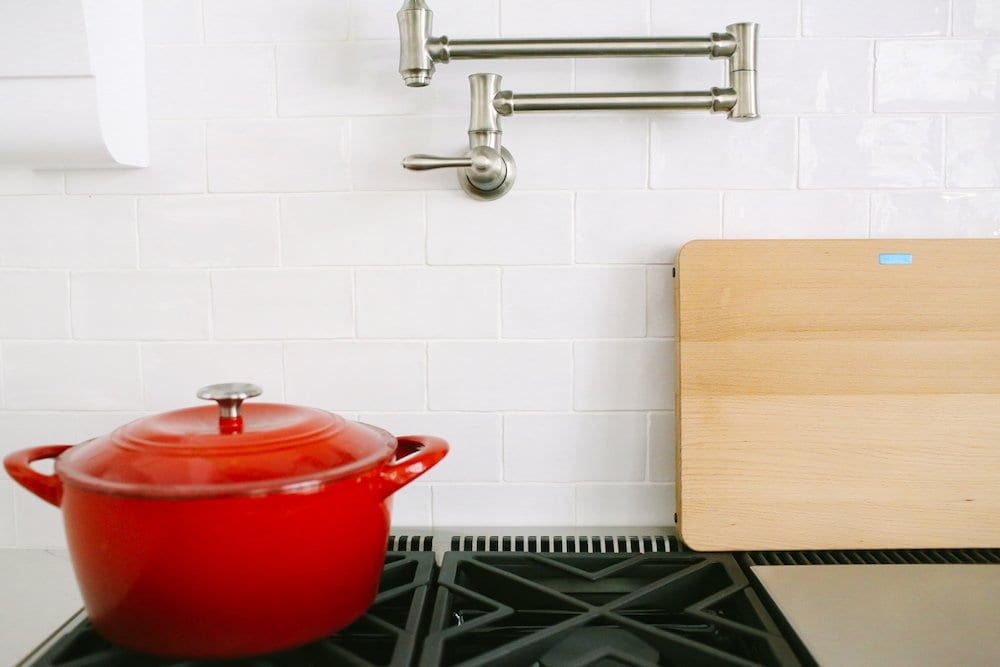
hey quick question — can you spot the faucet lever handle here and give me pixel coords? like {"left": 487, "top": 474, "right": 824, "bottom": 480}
{"left": 401, "top": 154, "right": 474, "bottom": 171}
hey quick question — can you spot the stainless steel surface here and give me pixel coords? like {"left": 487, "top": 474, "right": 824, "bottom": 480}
{"left": 196, "top": 382, "right": 262, "bottom": 420}
{"left": 753, "top": 564, "right": 1000, "bottom": 667}
{"left": 727, "top": 22, "right": 759, "bottom": 120}
{"left": 396, "top": 0, "right": 435, "bottom": 86}
{"left": 493, "top": 89, "right": 737, "bottom": 115}
{"left": 438, "top": 35, "right": 736, "bottom": 60}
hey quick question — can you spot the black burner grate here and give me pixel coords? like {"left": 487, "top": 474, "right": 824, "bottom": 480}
{"left": 743, "top": 547, "right": 1000, "bottom": 567}
{"left": 449, "top": 535, "right": 680, "bottom": 554}
{"left": 23, "top": 551, "right": 436, "bottom": 667}
{"left": 421, "top": 551, "right": 801, "bottom": 667}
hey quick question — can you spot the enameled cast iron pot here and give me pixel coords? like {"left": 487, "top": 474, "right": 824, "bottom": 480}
{"left": 2, "top": 383, "right": 448, "bottom": 659}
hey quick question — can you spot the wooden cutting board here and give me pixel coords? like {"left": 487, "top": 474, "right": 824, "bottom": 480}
{"left": 675, "top": 240, "right": 1000, "bottom": 551}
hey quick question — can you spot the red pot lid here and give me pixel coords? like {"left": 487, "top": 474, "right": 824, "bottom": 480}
{"left": 56, "top": 383, "right": 397, "bottom": 498}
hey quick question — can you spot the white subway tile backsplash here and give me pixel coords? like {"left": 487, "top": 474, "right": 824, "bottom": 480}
{"left": 141, "top": 342, "right": 285, "bottom": 410}
{"left": 646, "top": 266, "right": 675, "bottom": 338}
{"left": 871, "top": 191, "right": 1000, "bottom": 238}
{"left": 428, "top": 342, "right": 572, "bottom": 411}
{"left": 432, "top": 484, "right": 575, "bottom": 526}
{"left": 357, "top": 268, "right": 499, "bottom": 339}
{"left": 575, "top": 191, "right": 720, "bottom": 264}
{"left": 876, "top": 41, "right": 1000, "bottom": 113}
{"left": 212, "top": 269, "right": 353, "bottom": 339}
{"left": 953, "top": 0, "right": 1000, "bottom": 36}
{"left": 504, "top": 413, "right": 647, "bottom": 482}
{"left": 147, "top": 45, "right": 276, "bottom": 118}
{"left": 208, "top": 119, "right": 350, "bottom": 193}
{"left": 390, "top": 484, "right": 433, "bottom": 527}
{"left": 0, "top": 196, "right": 136, "bottom": 269}
{"left": 139, "top": 195, "right": 279, "bottom": 268}
{"left": 723, "top": 191, "right": 869, "bottom": 238}
{"left": 427, "top": 191, "right": 572, "bottom": 265}
{"left": 204, "top": 0, "right": 349, "bottom": 42}
{"left": 648, "top": 412, "right": 676, "bottom": 483}
{"left": 501, "top": 0, "right": 649, "bottom": 37}
{"left": 799, "top": 117, "right": 943, "bottom": 188}
{"left": 359, "top": 412, "right": 502, "bottom": 482}
{"left": 0, "top": 482, "right": 14, "bottom": 545}
{"left": 284, "top": 341, "right": 426, "bottom": 411}
{"left": 13, "top": 486, "right": 65, "bottom": 548}
{"left": 651, "top": 117, "right": 796, "bottom": 189}
{"left": 803, "top": 0, "right": 948, "bottom": 36}
{"left": 651, "top": 0, "right": 800, "bottom": 37}
{"left": 764, "top": 39, "right": 872, "bottom": 113}
{"left": 502, "top": 267, "right": 646, "bottom": 338}
{"left": 2, "top": 342, "right": 141, "bottom": 410}
{"left": 66, "top": 121, "right": 206, "bottom": 195}
{"left": 0, "top": 272, "right": 69, "bottom": 339}
{"left": 0, "top": 169, "right": 63, "bottom": 195}
{"left": 281, "top": 193, "right": 425, "bottom": 266}
{"left": 947, "top": 116, "right": 1000, "bottom": 188}
{"left": 72, "top": 271, "right": 210, "bottom": 340}
{"left": 351, "top": 0, "right": 500, "bottom": 40}
{"left": 576, "top": 483, "right": 675, "bottom": 526}
{"left": 574, "top": 340, "right": 674, "bottom": 411}
{"left": 143, "top": 0, "right": 203, "bottom": 43}
{"left": 573, "top": 58, "right": 723, "bottom": 94}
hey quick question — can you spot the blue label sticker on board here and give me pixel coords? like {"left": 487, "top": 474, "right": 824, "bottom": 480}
{"left": 879, "top": 253, "right": 913, "bottom": 265}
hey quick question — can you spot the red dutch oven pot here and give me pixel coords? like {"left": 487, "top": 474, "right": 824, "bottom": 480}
{"left": 2, "top": 383, "right": 447, "bottom": 659}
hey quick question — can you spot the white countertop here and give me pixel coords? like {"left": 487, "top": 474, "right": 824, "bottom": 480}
{"left": 0, "top": 549, "right": 82, "bottom": 666}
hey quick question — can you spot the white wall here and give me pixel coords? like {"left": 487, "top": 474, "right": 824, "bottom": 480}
{"left": 2, "top": 0, "right": 999, "bottom": 546}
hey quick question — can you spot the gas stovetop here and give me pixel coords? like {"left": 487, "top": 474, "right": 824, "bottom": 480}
{"left": 20, "top": 533, "right": 1000, "bottom": 667}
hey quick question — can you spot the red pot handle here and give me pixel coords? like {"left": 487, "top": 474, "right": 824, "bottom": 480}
{"left": 3, "top": 445, "right": 72, "bottom": 508}
{"left": 378, "top": 435, "right": 448, "bottom": 499}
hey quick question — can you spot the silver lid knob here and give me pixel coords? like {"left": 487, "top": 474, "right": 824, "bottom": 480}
{"left": 197, "top": 383, "right": 262, "bottom": 420}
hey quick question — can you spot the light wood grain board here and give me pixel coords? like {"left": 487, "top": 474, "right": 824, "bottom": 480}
{"left": 675, "top": 240, "right": 1000, "bottom": 551}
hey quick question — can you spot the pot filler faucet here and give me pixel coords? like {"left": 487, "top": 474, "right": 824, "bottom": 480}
{"left": 397, "top": 0, "right": 758, "bottom": 200}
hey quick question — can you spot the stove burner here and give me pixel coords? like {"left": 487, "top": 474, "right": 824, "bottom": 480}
{"left": 536, "top": 627, "right": 660, "bottom": 666}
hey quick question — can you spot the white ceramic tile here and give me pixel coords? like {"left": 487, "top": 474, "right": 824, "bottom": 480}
{"left": 0, "top": 272, "right": 69, "bottom": 338}
{"left": 351, "top": 0, "right": 500, "bottom": 40}
{"left": 802, "top": 0, "right": 948, "bottom": 36}
{"left": 432, "top": 484, "right": 575, "bottom": 526}
{"left": 573, "top": 57, "right": 723, "bottom": 94}
{"left": 207, "top": 119, "right": 350, "bottom": 193}
{"left": 428, "top": 342, "right": 572, "bottom": 411}
{"left": 358, "top": 413, "right": 502, "bottom": 482}
{"left": 876, "top": 41, "right": 1000, "bottom": 112}
{"left": 574, "top": 340, "right": 674, "bottom": 411}
{"left": 144, "top": 0, "right": 203, "bottom": 43}
{"left": 871, "top": 191, "right": 1000, "bottom": 238}
{"left": 139, "top": 195, "right": 279, "bottom": 268}
{"left": 281, "top": 193, "right": 425, "bottom": 266}
{"left": 576, "top": 483, "right": 675, "bottom": 526}
{"left": 504, "top": 413, "right": 646, "bottom": 482}
{"left": 357, "top": 268, "right": 500, "bottom": 339}
{"left": 203, "top": 0, "right": 349, "bottom": 42}
{"left": 648, "top": 411, "right": 675, "bottom": 483}
{"left": 2, "top": 342, "right": 141, "bottom": 410}
{"left": 764, "top": 39, "right": 872, "bottom": 113}
{"left": 575, "top": 191, "right": 720, "bottom": 263}
{"left": 351, "top": 116, "right": 467, "bottom": 192}
{"left": 651, "top": 0, "right": 800, "bottom": 37}
{"left": 502, "top": 267, "right": 646, "bottom": 338}
{"left": 508, "top": 116, "right": 648, "bottom": 190}
{"left": 0, "top": 169, "right": 63, "bottom": 195}
{"left": 953, "top": 0, "right": 1000, "bottom": 36}
{"left": 947, "top": 116, "right": 1000, "bottom": 188}
{"left": 147, "top": 45, "right": 276, "bottom": 118}
{"left": 212, "top": 269, "right": 353, "bottom": 339}
{"left": 389, "top": 484, "right": 432, "bottom": 527}
{"left": 141, "top": 342, "right": 285, "bottom": 410}
{"left": 0, "top": 196, "right": 135, "bottom": 269}
{"left": 66, "top": 121, "right": 206, "bottom": 194}
{"left": 646, "top": 266, "right": 675, "bottom": 338}
{"left": 500, "top": 0, "right": 648, "bottom": 37}
{"left": 650, "top": 117, "right": 796, "bottom": 189}
{"left": 427, "top": 191, "right": 572, "bottom": 265}
{"left": 723, "top": 191, "right": 869, "bottom": 238}
{"left": 13, "top": 486, "right": 66, "bottom": 548}
{"left": 284, "top": 342, "right": 426, "bottom": 411}
{"left": 799, "top": 117, "right": 943, "bottom": 188}
{"left": 0, "top": 482, "right": 14, "bottom": 545}
{"left": 72, "top": 271, "right": 210, "bottom": 340}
